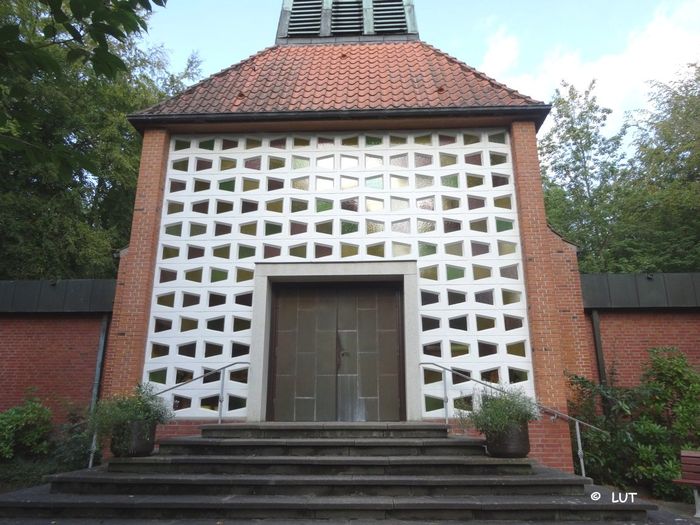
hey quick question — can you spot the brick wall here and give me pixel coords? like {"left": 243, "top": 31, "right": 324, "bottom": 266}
{"left": 0, "top": 314, "right": 104, "bottom": 421}
{"left": 510, "top": 121, "right": 597, "bottom": 473}
{"left": 594, "top": 309, "right": 700, "bottom": 387}
{"left": 101, "top": 129, "right": 170, "bottom": 398}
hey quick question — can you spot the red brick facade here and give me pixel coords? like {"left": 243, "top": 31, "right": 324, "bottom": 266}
{"left": 594, "top": 310, "right": 700, "bottom": 387}
{"left": 0, "top": 314, "right": 104, "bottom": 421}
{"left": 101, "top": 129, "right": 170, "bottom": 398}
{"left": 510, "top": 121, "right": 598, "bottom": 472}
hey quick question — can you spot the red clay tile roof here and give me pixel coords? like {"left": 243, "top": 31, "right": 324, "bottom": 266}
{"left": 135, "top": 41, "right": 544, "bottom": 119}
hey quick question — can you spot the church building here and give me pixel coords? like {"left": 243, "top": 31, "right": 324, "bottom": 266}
{"left": 102, "top": 0, "right": 595, "bottom": 471}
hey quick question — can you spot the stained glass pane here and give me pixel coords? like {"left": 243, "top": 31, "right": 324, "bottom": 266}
{"left": 244, "top": 157, "right": 261, "bottom": 170}
{"left": 196, "top": 139, "right": 213, "bottom": 151}
{"left": 463, "top": 133, "right": 480, "bottom": 145}
{"left": 507, "top": 342, "right": 526, "bottom": 357}
{"left": 420, "top": 266, "right": 438, "bottom": 280}
{"left": 466, "top": 174, "right": 483, "bottom": 187}
{"left": 219, "top": 179, "right": 235, "bottom": 192}
{"left": 290, "top": 244, "right": 307, "bottom": 258}
{"left": 238, "top": 245, "right": 256, "bottom": 258}
{"left": 444, "top": 242, "right": 463, "bottom": 256}
{"left": 220, "top": 158, "right": 236, "bottom": 170}
{"left": 236, "top": 268, "right": 254, "bottom": 282}
{"left": 268, "top": 157, "right": 285, "bottom": 170}
{"left": 165, "top": 223, "right": 182, "bottom": 237}
{"left": 292, "top": 156, "right": 310, "bottom": 170}
{"left": 418, "top": 242, "right": 437, "bottom": 256}
{"left": 341, "top": 243, "right": 358, "bottom": 258}
{"left": 367, "top": 243, "right": 385, "bottom": 257}
{"left": 451, "top": 342, "right": 469, "bottom": 357}
{"left": 366, "top": 175, "right": 384, "bottom": 189}
{"left": 390, "top": 175, "right": 409, "bottom": 189}
{"left": 194, "top": 179, "right": 210, "bottom": 192}
{"left": 423, "top": 342, "right": 441, "bottom": 357}
{"left": 341, "top": 221, "right": 359, "bottom": 234}
{"left": 417, "top": 197, "right": 434, "bottom": 210}
{"left": 316, "top": 199, "right": 332, "bottom": 212}
{"left": 476, "top": 316, "right": 495, "bottom": 331}
{"left": 367, "top": 221, "right": 384, "bottom": 234}
{"left": 415, "top": 174, "right": 433, "bottom": 188}
{"left": 392, "top": 219, "right": 410, "bottom": 233}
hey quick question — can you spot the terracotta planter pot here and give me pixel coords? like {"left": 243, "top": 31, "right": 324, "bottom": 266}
{"left": 485, "top": 422, "right": 530, "bottom": 458}
{"left": 110, "top": 420, "right": 157, "bottom": 457}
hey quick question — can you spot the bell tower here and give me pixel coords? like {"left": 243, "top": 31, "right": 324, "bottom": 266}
{"left": 276, "top": 0, "right": 418, "bottom": 44}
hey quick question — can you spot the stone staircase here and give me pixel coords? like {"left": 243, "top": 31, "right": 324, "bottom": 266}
{"left": 0, "top": 422, "right": 655, "bottom": 522}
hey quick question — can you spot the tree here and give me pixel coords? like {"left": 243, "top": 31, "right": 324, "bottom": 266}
{"left": 0, "top": 1, "right": 200, "bottom": 279}
{"left": 1, "top": 0, "right": 166, "bottom": 159}
{"left": 611, "top": 64, "right": 700, "bottom": 272}
{"left": 540, "top": 68, "right": 700, "bottom": 273}
{"left": 539, "top": 81, "right": 628, "bottom": 272}
{"left": 634, "top": 64, "right": 700, "bottom": 184}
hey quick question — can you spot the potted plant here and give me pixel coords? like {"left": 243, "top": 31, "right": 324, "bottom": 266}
{"left": 91, "top": 384, "right": 172, "bottom": 457}
{"left": 456, "top": 388, "right": 539, "bottom": 458}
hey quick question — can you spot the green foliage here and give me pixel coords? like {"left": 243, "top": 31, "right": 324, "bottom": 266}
{"left": 91, "top": 383, "right": 172, "bottom": 441}
{"left": 568, "top": 348, "right": 700, "bottom": 501}
{"left": 541, "top": 65, "right": 700, "bottom": 273}
{"left": 0, "top": 404, "right": 98, "bottom": 493}
{"left": 613, "top": 63, "right": 700, "bottom": 272}
{"left": 0, "top": 398, "right": 52, "bottom": 460}
{"left": 51, "top": 409, "right": 100, "bottom": 471}
{"left": 539, "top": 80, "right": 627, "bottom": 272}
{"left": 456, "top": 388, "right": 539, "bottom": 438}
{"left": 0, "top": 1, "right": 201, "bottom": 279}
{"left": 634, "top": 64, "right": 700, "bottom": 184}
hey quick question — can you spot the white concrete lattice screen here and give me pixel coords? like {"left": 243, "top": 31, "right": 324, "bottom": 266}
{"left": 143, "top": 129, "right": 535, "bottom": 419}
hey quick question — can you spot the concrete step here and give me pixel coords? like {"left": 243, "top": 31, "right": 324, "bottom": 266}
{"left": 107, "top": 455, "right": 533, "bottom": 476}
{"left": 157, "top": 436, "right": 486, "bottom": 457}
{"left": 199, "top": 422, "right": 449, "bottom": 440}
{"left": 0, "top": 520, "right": 665, "bottom": 525}
{"left": 0, "top": 485, "right": 655, "bottom": 521}
{"left": 48, "top": 469, "right": 590, "bottom": 497}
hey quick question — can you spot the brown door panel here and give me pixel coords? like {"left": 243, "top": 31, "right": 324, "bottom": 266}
{"left": 268, "top": 282, "right": 403, "bottom": 422}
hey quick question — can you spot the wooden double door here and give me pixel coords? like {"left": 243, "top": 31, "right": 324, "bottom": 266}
{"left": 268, "top": 282, "right": 404, "bottom": 422}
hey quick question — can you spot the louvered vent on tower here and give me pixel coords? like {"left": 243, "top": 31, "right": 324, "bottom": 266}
{"left": 372, "top": 0, "right": 407, "bottom": 33}
{"left": 288, "top": 0, "right": 323, "bottom": 36}
{"left": 331, "top": 0, "right": 364, "bottom": 35}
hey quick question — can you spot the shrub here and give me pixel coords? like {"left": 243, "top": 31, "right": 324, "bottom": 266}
{"left": 91, "top": 383, "right": 172, "bottom": 442}
{"left": 0, "top": 398, "right": 52, "bottom": 460}
{"left": 456, "top": 387, "right": 539, "bottom": 437}
{"left": 0, "top": 402, "right": 99, "bottom": 493}
{"left": 568, "top": 347, "right": 700, "bottom": 501}
{"left": 51, "top": 409, "right": 99, "bottom": 471}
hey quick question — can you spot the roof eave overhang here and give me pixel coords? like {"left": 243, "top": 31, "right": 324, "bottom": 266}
{"left": 128, "top": 105, "right": 551, "bottom": 133}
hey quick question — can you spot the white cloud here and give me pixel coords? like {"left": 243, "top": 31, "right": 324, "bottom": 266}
{"left": 500, "top": 0, "right": 700, "bottom": 135}
{"left": 479, "top": 27, "right": 520, "bottom": 78}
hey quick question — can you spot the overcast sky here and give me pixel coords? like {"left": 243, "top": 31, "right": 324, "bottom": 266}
{"left": 141, "top": 0, "right": 700, "bottom": 134}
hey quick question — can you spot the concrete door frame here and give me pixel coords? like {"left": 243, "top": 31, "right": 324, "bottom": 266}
{"left": 247, "top": 261, "right": 421, "bottom": 421}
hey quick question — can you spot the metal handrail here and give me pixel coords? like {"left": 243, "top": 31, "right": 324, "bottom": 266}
{"left": 419, "top": 361, "right": 607, "bottom": 477}
{"left": 156, "top": 360, "right": 251, "bottom": 424}
{"left": 88, "top": 360, "right": 250, "bottom": 468}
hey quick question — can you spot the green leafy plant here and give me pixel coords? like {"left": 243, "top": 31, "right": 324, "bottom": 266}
{"left": 92, "top": 383, "right": 172, "bottom": 436}
{"left": 456, "top": 388, "right": 539, "bottom": 437}
{"left": 568, "top": 347, "right": 700, "bottom": 501}
{"left": 0, "top": 402, "right": 101, "bottom": 493}
{"left": 0, "top": 398, "right": 52, "bottom": 460}
{"left": 91, "top": 383, "right": 172, "bottom": 456}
